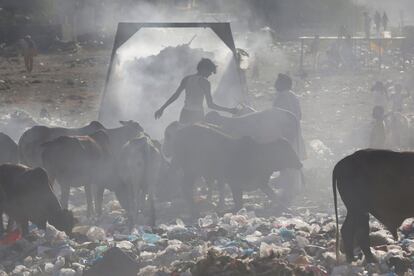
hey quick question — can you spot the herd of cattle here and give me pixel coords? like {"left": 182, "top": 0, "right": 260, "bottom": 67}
{"left": 1, "top": 105, "right": 414, "bottom": 264}
{"left": 0, "top": 107, "right": 305, "bottom": 238}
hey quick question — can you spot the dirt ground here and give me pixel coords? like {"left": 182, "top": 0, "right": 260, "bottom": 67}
{"left": 2, "top": 38, "right": 414, "bottom": 276}
{"left": 0, "top": 48, "right": 109, "bottom": 127}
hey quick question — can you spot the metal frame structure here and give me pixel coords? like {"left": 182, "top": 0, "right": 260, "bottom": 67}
{"left": 98, "top": 22, "right": 245, "bottom": 121}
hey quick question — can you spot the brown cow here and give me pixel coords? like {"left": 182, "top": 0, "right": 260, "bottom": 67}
{"left": 104, "top": 120, "right": 144, "bottom": 156}
{"left": 41, "top": 131, "right": 129, "bottom": 218}
{"left": 0, "top": 164, "right": 76, "bottom": 236}
{"left": 118, "top": 135, "right": 161, "bottom": 226}
{"left": 0, "top": 132, "right": 18, "bottom": 164}
{"left": 41, "top": 134, "right": 103, "bottom": 218}
{"left": 18, "top": 121, "right": 104, "bottom": 167}
{"left": 333, "top": 149, "right": 414, "bottom": 263}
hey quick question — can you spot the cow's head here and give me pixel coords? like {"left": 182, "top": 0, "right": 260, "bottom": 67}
{"left": 88, "top": 121, "right": 105, "bottom": 131}
{"left": 162, "top": 121, "right": 182, "bottom": 158}
{"left": 50, "top": 209, "right": 78, "bottom": 236}
{"left": 119, "top": 120, "right": 144, "bottom": 133}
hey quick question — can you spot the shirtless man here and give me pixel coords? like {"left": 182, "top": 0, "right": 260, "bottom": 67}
{"left": 154, "top": 58, "right": 238, "bottom": 124}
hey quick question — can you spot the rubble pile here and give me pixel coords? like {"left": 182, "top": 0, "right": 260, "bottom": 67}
{"left": 122, "top": 43, "right": 214, "bottom": 97}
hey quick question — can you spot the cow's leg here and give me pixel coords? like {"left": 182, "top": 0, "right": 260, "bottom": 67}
{"left": 229, "top": 183, "right": 243, "bottom": 212}
{"left": 217, "top": 181, "right": 226, "bottom": 209}
{"left": 95, "top": 185, "right": 105, "bottom": 218}
{"left": 341, "top": 212, "right": 357, "bottom": 263}
{"left": 60, "top": 184, "right": 70, "bottom": 210}
{"left": 84, "top": 184, "right": 94, "bottom": 218}
{"left": 6, "top": 216, "right": 15, "bottom": 232}
{"left": 182, "top": 173, "right": 197, "bottom": 218}
{"left": 356, "top": 212, "right": 377, "bottom": 263}
{"left": 278, "top": 169, "right": 298, "bottom": 205}
{"left": 147, "top": 191, "right": 156, "bottom": 227}
{"left": 21, "top": 218, "right": 29, "bottom": 237}
{"left": 0, "top": 208, "right": 4, "bottom": 235}
{"left": 205, "top": 177, "right": 214, "bottom": 202}
{"left": 136, "top": 189, "right": 146, "bottom": 225}
{"left": 261, "top": 183, "right": 277, "bottom": 199}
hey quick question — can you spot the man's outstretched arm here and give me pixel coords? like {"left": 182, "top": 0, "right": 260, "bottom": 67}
{"left": 204, "top": 82, "right": 238, "bottom": 114}
{"left": 155, "top": 78, "right": 186, "bottom": 119}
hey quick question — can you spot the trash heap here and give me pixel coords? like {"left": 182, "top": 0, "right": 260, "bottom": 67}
{"left": 122, "top": 43, "right": 215, "bottom": 98}
{"left": 2, "top": 205, "right": 414, "bottom": 276}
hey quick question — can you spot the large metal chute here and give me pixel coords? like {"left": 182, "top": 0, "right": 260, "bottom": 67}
{"left": 98, "top": 22, "right": 246, "bottom": 134}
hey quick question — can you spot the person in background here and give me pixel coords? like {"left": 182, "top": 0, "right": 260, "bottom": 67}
{"left": 308, "top": 35, "right": 320, "bottom": 71}
{"left": 20, "top": 35, "right": 37, "bottom": 73}
{"left": 363, "top": 12, "right": 372, "bottom": 39}
{"left": 341, "top": 34, "right": 355, "bottom": 69}
{"left": 374, "top": 11, "right": 382, "bottom": 34}
{"left": 273, "top": 73, "right": 301, "bottom": 120}
{"left": 338, "top": 25, "right": 348, "bottom": 38}
{"left": 369, "top": 105, "right": 386, "bottom": 149}
{"left": 371, "top": 81, "right": 388, "bottom": 110}
{"left": 154, "top": 58, "right": 238, "bottom": 125}
{"left": 382, "top": 12, "right": 389, "bottom": 31}
{"left": 391, "top": 84, "right": 409, "bottom": 112}
{"left": 272, "top": 73, "right": 305, "bottom": 204}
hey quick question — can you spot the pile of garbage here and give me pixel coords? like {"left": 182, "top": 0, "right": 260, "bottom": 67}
{"left": 2, "top": 206, "right": 414, "bottom": 276}
{"left": 122, "top": 43, "right": 214, "bottom": 97}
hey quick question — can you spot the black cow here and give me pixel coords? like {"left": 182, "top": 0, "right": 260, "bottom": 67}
{"left": 18, "top": 121, "right": 104, "bottom": 167}
{"left": 0, "top": 164, "right": 76, "bottom": 236}
{"left": 171, "top": 124, "right": 302, "bottom": 217}
{"left": 0, "top": 132, "right": 18, "bottom": 164}
{"left": 333, "top": 149, "right": 414, "bottom": 263}
{"left": 41, "top": 131, "right": 130, "bottom": 219}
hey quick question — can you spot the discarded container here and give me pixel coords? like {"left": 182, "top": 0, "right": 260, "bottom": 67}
{"left": 142, "top": 233, "right": 161, "bottom": 244}
{"left": 86, "top": 226, "right": 106, "bottom": 242}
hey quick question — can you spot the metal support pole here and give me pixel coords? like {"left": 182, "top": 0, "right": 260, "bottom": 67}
{"left": 300, "top": 39, "right": 304, "bottom": 72}
{"left": 401, "top": 42, "right": 406, "bottom": 71}
{"left": 378, "top": 38, "right": 382, "bottom": 71}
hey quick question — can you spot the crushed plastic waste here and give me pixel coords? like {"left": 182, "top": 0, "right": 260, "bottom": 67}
{"left": 1, "top": 206, "right": 414, "bottom": 275}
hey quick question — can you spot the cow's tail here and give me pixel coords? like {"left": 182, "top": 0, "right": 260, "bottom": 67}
{"left": 333, "top": 163, "right": 340, "bottom": 264}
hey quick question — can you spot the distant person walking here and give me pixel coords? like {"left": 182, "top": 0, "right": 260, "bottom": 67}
{"left": 390, "top": 84, "right": 408, "bottom": 112}
{"left": 371, "top": 81, "right": 388, "bottom": 109}
{"left": 154, "top": 58, "right": 238, "bottom": 125}
{"left": 374, "top": 11, "right": 382, "bottom": 34}
{"left": 369, "top": 105, "right": 386, "bottom": 149}
{"left": 20, "top": 35, "right": 37, "bottom": 73}
{"left": 341, "top": 34, "right": 355, "bottom": 69}
{"left": 382, "top": 12, "right": 389, "bottom": 31}
{"left": 308, "top": 35, "right": 320, "bottom": 71}
{"left": 363, "top": 12, "right": 372, "bottom": 39}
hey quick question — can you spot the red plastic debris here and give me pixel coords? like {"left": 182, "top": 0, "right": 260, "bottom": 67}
{"left": 0, "top": 229, "right": 22, "bottom": 245}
